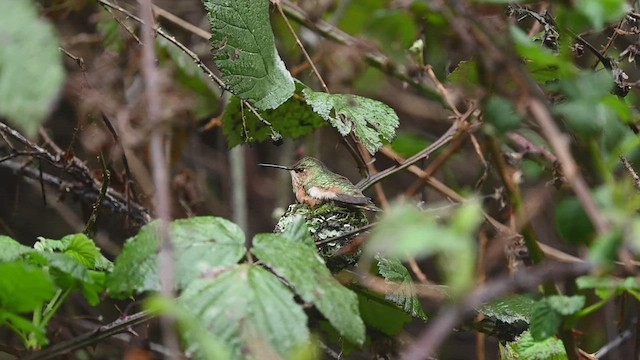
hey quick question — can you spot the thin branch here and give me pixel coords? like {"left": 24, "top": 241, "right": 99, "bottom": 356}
{"left": 357, "top": 119, "right": 466, "bottom": 191}
{"left": 0, "top": 123, "right": 150, "bottom": 224}
{"left": 527, "top": 99, "right": 609, "bottom": 235}
{"left": 275, "top": 2, "right": 329, "bottom": 93}
{"left": 621, "top": 156, "right": 640, "bottom": 191}
{"left": 24, "top": 312, "right": 155, "bottom": 360}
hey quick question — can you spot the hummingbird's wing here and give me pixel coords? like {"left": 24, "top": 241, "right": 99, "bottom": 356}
{"left": 307, "top": 186, "right": 373, "bottom": 205}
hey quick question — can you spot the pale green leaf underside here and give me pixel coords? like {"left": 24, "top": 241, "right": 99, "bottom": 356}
{"left": 303, "top": 89, "right": 399, "bottom": 154}
{"left": 179, "top": 265, "right": 310, "bottom": 359}
{"left": 0, "top": 0, "right": 65, "bottom": 137}
{"left": 252, "top": 233, "right": 366, "bottom": 345}
{"left": 205, "top": 0, "right": 294, "bottom": 109}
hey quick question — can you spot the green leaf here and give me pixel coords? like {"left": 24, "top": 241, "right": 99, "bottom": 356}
{"left": 35, "top": 234, "right": 112, "bottom": 271}
{"left": 365, "top": 203, "right": 480, "bottom": 297}
{"left": 448, "top": 60, "right": 479, "bottom": 88}
{"left": 107, "top": 217, "right": 246, "bottom": 298}
{"left": 501, "top": 330, "right": 567, "bottom": 360}
{"left": 577, "top": 275, "right": 640, "bottom": 300}
{"left": 483, "top": 96, "right": 524, "bottom": 135}
{"left": 179, "top": 265, "right": 310, "bottom": 359}
{"left": 106, "top": 222, "right": 160, "bottom": 297}
{"left": 303, "top": 89, "right": 399, "bottom": 154}
{"left": 546, "top": 295, "right": 585, "bottom": 316}
{"left": 0, "top": 0, "right": 65, "bottom": 137}
{"left": 0, "top": 236, "right": 34, "bottom": 261}
{"left": 390, "top": 133, "right": 431, "bottom": 158}
{"left": 0, "top": 310, "right": 47, "bottom": 344}
{"left": 252, "top": 233, "right": 365, "bottom": 345}
{"left": 357, "top": 291, "right": 412, "bottom": 336}
{"left": 375, "top": 256, "right": 427, "bottom": 320}
{"left": 510, "top": 26, "right": 574, "bottom": 77}
{"left": 204, "top": 0, "right": 294, "bottom": 109}
{"left": 555, "top": 197, "right": 595, "bottom": 245}
{"left": 222, "top": 83, "right": 326, "bottom": 147}
{"left": 479, "top": 295, "right": 537, "bottom": 324}
{"left": 530, "top": 301, "right": 562, "bottom": 341}
{"left": 576, "top": 0, "right": 630, "bottom": 31}
{"left": 42, "top": 252, "right": 93, "bottom": 285}
{"left": 0, "top": 262, "right": 55, "bottom": 313}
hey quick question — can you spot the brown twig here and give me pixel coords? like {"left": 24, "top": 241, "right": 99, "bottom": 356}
{"left": 24, "top": 311, "right": 155, "bottom": 360}
{"left": 0, "top": 122, "right": 150, "bottom": 224}
{"left": 357, "top": 119, "right": 467, "bottom": 191}
{"left": 527, "top": 99, "right": 609, "bottom": 235}
{"left": 621, "top": 156, "right": 640, "bottom": 191}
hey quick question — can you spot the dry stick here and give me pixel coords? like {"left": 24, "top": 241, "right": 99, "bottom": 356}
{"left": 357, "top": 119, "right": 466, "bottom": 191}
{"left": 276, "top": 2, "right": 328, "bottom": 93}
{"left": 152, "top": 4, "right": 211, "bottom": 40}
{"left": 620, "top": 155, "right": 640, "bottom": 191}
{"left": 400, "top": 261, "right": 593, "bottom": 360}
{"left": 0, "top": 124, "right": 150, "bottom": 224}
{"left": 404, "top": 131, "right": 469, "bottom": 198}
{"left": 138, "top": 0, "right": 180, "bottom": 356}
{"left": 528, "top": 99, "right": 609, "bottom": 235}
{"left": 24, "top": 311, "right": 154, "bottom": 360}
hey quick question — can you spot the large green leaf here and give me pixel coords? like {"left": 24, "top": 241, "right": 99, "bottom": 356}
{"left": 303, "top": 89, "right": 399, "bottom": 154}
{"left": 357, "top": 291, "right": 412, "bottom": 337}
{"left": 107, "top": 217, "right": 246, "bottom": 298}
{"left": 0, "top": 262, "right": 55, "bottom": 313}
{"left": 252, "top": 233, "right": 365, "bottom": 345}
{"left": 376, "top": 256, "right": 427, "bottom": 320}
{"left": 0, "top": 236, "right": 34, "bottom": 262}
{"left": 179, "top": 265, "right": 310, "bottom": 359}
{"left": 204, "top": 0, "right": 294, "bottom": 109}
{"left": 0, "top": 0, "right": 65, "bottom": 137}
{"left": 222, "top": 83, "right": 326, "bottom": 147}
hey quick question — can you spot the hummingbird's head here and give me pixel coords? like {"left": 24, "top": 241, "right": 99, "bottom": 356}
{"left": 290, "top": 157, "right": 324, "bottom": 187}
{"left": 259, "top": 157, "right": 326, "bottom": 188}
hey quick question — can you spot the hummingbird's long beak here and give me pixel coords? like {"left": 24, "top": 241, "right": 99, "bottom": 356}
{"left": 258, "top": 163, "right": 293, "bottom": 171}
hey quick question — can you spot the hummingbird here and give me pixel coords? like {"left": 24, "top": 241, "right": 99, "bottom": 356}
{"left": 260, "top": 157, "right": 380, "bottom": 210}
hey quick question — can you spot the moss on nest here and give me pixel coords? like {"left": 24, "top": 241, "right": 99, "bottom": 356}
{"left": 274, "top": 202, "right": 368, "bottom": 271}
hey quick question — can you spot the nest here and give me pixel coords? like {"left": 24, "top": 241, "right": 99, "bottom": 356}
{"left": 274, "top": 202, "right": 368, "bottom": 271}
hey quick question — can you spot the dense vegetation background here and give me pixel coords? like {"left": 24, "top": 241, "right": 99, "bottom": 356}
{"left": 2, "top": 0, "right": 640, "bottom": 359}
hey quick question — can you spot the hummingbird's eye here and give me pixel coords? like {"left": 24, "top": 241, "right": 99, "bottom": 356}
{"left": 294, "top": 168, "right": 304, "bottom": 173}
